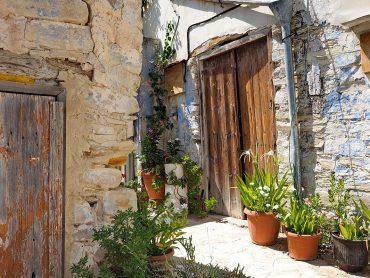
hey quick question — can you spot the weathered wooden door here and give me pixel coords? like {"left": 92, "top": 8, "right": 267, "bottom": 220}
{"left": 0, "top": 92, "right": 64, "bottom": 277}
{"left": 202, "top": 51, "right": 242, "bottom": 218}
{"left": 201, "top": 34, "right": 275, "bottom": 219}
{"left": 236, "top": 36, "right": 276, "bottom": 173}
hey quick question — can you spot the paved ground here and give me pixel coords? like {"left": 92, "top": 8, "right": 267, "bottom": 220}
{"left": 175, "top": 215, "right": 370, "bottom": 278}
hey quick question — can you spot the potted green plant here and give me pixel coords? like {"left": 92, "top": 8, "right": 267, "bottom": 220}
{"left": 328, "top": 174, "right": 369, "bottom": 272}
{"left": 71, "top": 198, "right": 187, "bottom": 277}
{"left": 280, "top": 193, "right": 324, "bottom": 260}
{"left": 235, "top": 150, "right": 291, "bottom": 246}
{"left": 137, "top": 136, "right": 166, "bottom": 200}
{"left": 145, "top": 200, "right": 187, "bottom": 273}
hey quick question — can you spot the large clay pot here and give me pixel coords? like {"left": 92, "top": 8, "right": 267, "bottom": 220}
{"left": 149, "top": 248, "right": 175, "bottom": 272}
{"left": 286, "top": 231, "right": 321, "bottom": 261}
{"left": 332, "top": 233, "right": 369, "bottom": 272}
{"left": 142, "top": 171, "right": 165, "bottom": 200}
{"left": 245, "top": 208, "right": 280, "bottom": 246}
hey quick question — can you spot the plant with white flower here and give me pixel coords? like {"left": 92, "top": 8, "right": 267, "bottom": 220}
{"left": 235, "top": 150, "right": 291, "bottom": 213}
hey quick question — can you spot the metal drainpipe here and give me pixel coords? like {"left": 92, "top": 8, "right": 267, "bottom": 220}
{"left": 270, "top": 0, "right": 302, "bottom": 200}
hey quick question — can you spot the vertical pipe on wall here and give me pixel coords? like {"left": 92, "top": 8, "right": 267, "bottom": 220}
{"left": 270, "top": 0, "right": 302, "bottom": 199}
{"left": 281, "top": 22, "right": 302, "bottom": 199}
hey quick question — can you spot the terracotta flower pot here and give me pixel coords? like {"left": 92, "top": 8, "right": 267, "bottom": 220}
{"left": 245, "top": 208, "right": 280, "bottom": 246}
{"left": 286, "top": 231, "right": 321, "bottom": 261}
{"left": 332, "top": 233, "right": 369, "bottom": 273}
{"left": 142, "top": 171, "right": 165, "bottom": 200}
{"left": 149, "top": 248, "right": 175, "bottom": 272}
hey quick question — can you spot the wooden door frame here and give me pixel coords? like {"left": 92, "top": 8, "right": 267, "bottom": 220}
{"left": 198, "top": 28, "right": 273, "bottom": 214}
{"left": 0, "top": 80, "right": 66, "bottom": 276}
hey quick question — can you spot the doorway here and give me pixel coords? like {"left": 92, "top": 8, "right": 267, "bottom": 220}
{"left": 0, "top": 88, "right": 64, "bottom": 277}
{"left": 200, "top": 34, "right": 276, "bottom": 219}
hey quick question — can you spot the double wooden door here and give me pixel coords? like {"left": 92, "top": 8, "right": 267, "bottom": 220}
{"left": 201, "top": 35, "right": 276, "bottom": 218}
{"left": 0, "top": 92, "right": 64, "bottom": 277}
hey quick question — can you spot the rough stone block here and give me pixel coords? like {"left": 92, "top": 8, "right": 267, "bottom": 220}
{"left": 74, "top": 201, "right": 94, "bottom": 225}
{"left": 103, "top": 188, "right": 137, "bottom": 218}
{"left": 73, "top": 224, "right": 94, "bottom": 243}
{"left": 82, "top": 168, "right": 122, "bottom": 190}
{"left": 0, "top": 16, "right": 27, "bottom": 54}
{"left": 25, "top": 20, "right": 94, "bottom": 52}
{"left": 0, "top": 0, "right": 88, "bottom": 25}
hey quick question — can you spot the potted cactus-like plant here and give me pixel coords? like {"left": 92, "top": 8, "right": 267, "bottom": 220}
{"left": 235, "top": 151, "right": 291, "bottom": 246}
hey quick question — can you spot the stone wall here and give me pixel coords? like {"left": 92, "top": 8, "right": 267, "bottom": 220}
{"left": 273, "top": 3, "right": 370, "bottom": 201}
{"left": 0, "top": 0, "right": 142, "bottom": 275}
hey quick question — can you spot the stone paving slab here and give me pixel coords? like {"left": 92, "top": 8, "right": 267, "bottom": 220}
{"left": 175, "top": 215, "right": 370, "bottom": 278}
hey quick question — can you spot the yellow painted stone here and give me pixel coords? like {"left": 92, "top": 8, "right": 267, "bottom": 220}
{"left": 108, "top": 156, "right": 128, "bottom": 166}
{"left": 0, "top": 74, "right": 34, "bottom": 84}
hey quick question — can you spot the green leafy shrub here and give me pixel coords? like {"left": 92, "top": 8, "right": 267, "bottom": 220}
{"left": 235, "top": 151, "right": 291, "bottom": 213}
{"left": 204, "top": 197, "right": 217, "bottom": 212}
{"left": 166, "top": 138, "right": 182, "bottom": 163}
{"left": 70, "top": 256, "right": 93, "bottom": 278}
{"left": 281, "top": 193, "right": 324, "bottom": 235}
{"left": 179, "top": 156, "right": 205, "bottom": 216}
{"left": 71, "top": 199, "right": 187, "bottom": 278}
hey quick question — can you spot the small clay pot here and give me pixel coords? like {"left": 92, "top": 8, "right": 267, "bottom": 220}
{"left": 142, "top": 171, "right": 165, "bottom": 200}
{"left": 245, "top": 208, "right": 280, "bottom": 246}
{"left": 286, "top": 231, "right": 321, "bottom": 261}
{"left": 332, "top": 233, "right": 369, "bottom": 273}
{"left": 149, "top": 248, "right": 175, "bottom": 272}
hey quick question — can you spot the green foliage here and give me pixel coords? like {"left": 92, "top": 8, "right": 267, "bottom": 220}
{"left": 71, "top": 199, "right": 187, "bottom": 278}
{"left": 147, "top": 202, "right": 187, "bottom": 256}
{"left": 137, "top": 137, "right": 165, "bottom": 171}
{"left": 235, "top": 151, "right": 291, "bottom": 213}
{"left": 360, "top": 199, "right": 370, "bottom": 221}
{"left": 339, "top": 214, "right": 366, "bottom": 241}
{"left": 179, "top": 156, "right": 205, "bottom": 216}
{"left": 180, "top": 156, "right": 202, "bottom": 189}
{"left": 166, "top": 138, "right": 182, "bottom": 163}
{"left": 70, "top": 256, "right": 93, "bottom": 278}
{"left": 166, "top": 172, "right": 186, "bottom": 189}
{"left": 160, "top": 23, "right": 176, "bottom": 67}
{"left": 204, "top": 197, "right": 217, "bottom": 212}
{"left": 328, "top": 173, "right": 368, "bottom": 240}
{"left": 138, "top": 21, "right": 177, "bottom": 176}
{"left": 93, "top": 208, "right": 153, "bottom": 277}
{"left": 281, "top": 193, "right": 324, "bottom": 235}
{"left": 328, "top": 173, "right": 350, "bottom": 223}
{"left": 151, "top": 170, "right": 166, "bottom": 192}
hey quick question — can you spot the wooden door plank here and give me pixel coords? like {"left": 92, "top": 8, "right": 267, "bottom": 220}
{"left": 0, "top": 92, "right": 24, "bottom": 277}
{"left": 237, "top": 45, "right": 256, "bottom": 174}
{"left": 226, "top": 51, "right": 243, "bottom": 218}
{"left": 49, "top": 101, "right": 64, "bottom": 278}
{"left": 206, "top": 66, "right": 223, "bottom": 213}
{"left": 217, "top": 57, "right": 229, "bottom": 216}
{"left": 250, "top": 38, "right": 265, "bottom": 159}
{"left": 0, "top": 92, "right": 63, "bottom": 277}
